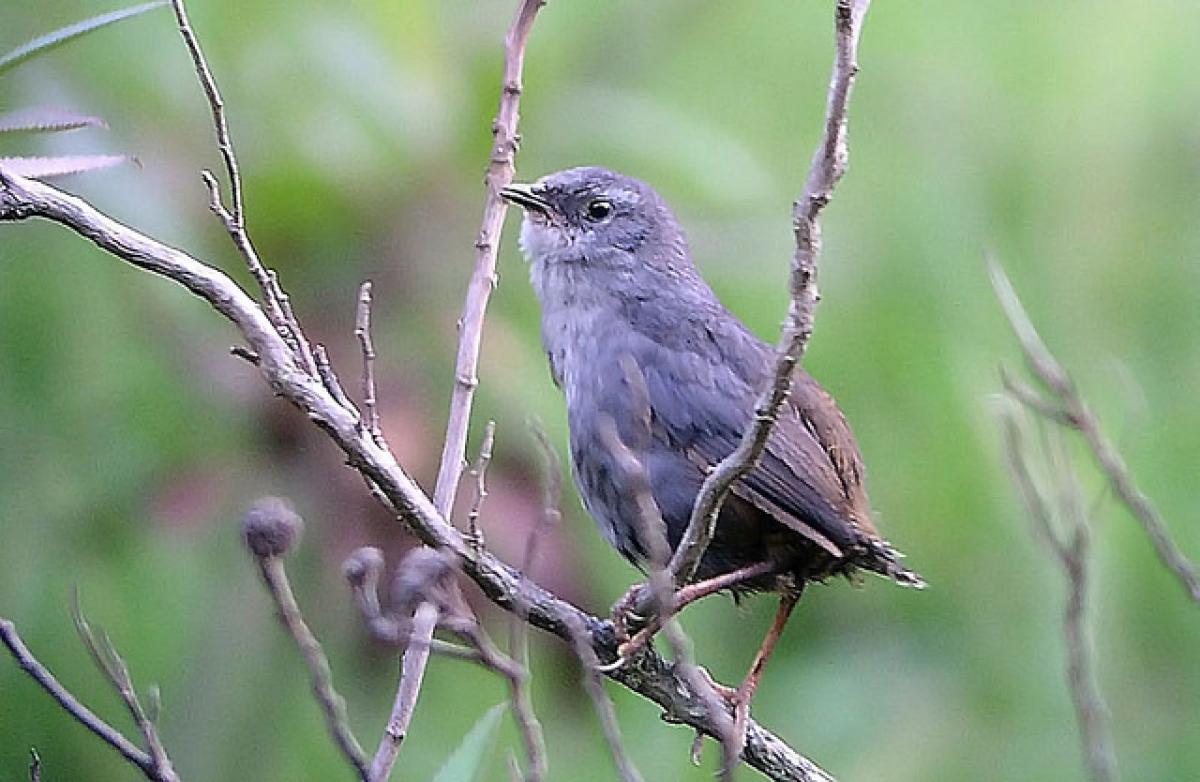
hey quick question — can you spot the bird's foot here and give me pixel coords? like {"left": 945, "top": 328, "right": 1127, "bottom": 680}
{"left": 610, "top": 582, "right": 653, "bottom": 642}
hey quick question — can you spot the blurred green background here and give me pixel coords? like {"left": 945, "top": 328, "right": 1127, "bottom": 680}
{"left": 2, "top": 1, "right": 1198, "bottom": 780}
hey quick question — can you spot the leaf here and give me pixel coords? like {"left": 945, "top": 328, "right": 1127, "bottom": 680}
{"left": 0, "top": 1, "right": 169, "bottom": 77}
{"left": 0, "top": 155, "right": 131, "bottom": 179}
{"left": 0, "top": 107, "right": 108, "bottom": 135}
{"left": 430, "top": 703, "right": 506, "bottom": 782}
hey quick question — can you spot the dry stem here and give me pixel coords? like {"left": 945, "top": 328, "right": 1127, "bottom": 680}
{"left": 670, "top": 0, "right": 874, "bottom": 586}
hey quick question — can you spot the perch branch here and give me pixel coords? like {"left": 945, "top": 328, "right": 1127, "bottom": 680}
{"left": 431, "top": 0, "right": 546, "bottom": 520}
{"left": 670, "top": 0, "right": 873, "bottom": 585}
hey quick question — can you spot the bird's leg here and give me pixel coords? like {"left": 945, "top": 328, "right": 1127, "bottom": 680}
{"left": 729, "top": 587, "right": 802, "bottom": 746}
{"left": 609, "top": 561, "right": 777, "bottom": 665}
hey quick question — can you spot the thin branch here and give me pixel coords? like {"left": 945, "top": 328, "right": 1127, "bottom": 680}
{"left": 368, "top": 601, "right": 439, "bottom": 782}
{"left": 532, "top": 426, "right": 641, "bottom": 781}
{"left": 315, "top": 344, "right": 362, "bottom": 423}
{"left": 0, "top": 618, "right": 161, "bottom": 780}
{"left": 69, "top": 596, "right": 179, "bottom": 782}
{"left": 466, "top": 419, "right": 497, "bottom": 555}
{"left": 253, "top": 557, "right": 370, "bottom": 780}
{"left": 990, "top": 258, "right": 1200, "bottom": 603}
{"left": 431, "top": 0, "right": 546, "bottom": 521}
{"left": 28, "top": 748, "right": 41, "bottom": 782}
{"left": 598, "top": 419, "right": 739, "bottom": 780}
{"left": 355, "top": 281, "right": 384, "bottom": 445}
{"left": 171, "top": 0, "right": 319, "bottom": 378}
{"left": 167, "top": 0, "right": 241, "bottom": 226}
{"left": 997, "top": 406, "right": 1118, "bottom": 782}
{"left": 670, "top": 0, "right": 873, "bottom": 585}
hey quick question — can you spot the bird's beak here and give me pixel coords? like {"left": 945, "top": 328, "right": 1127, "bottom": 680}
{"left": 499, "top": 182, "right": 551, "bottom": 215}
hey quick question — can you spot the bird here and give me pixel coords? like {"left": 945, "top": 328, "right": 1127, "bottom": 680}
{"left": 500, "top": 166, "right": 922, "bottom": 712}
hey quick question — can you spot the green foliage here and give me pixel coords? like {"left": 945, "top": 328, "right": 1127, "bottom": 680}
{"left": 0, "top": 1, "right": 167, "bottom": 76}
{"left": 431, "top": 704, "right": 506, "bottom": 782}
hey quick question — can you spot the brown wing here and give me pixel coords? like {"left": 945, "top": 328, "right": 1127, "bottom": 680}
{"left": 727, "top": 369, "right": 878, "bottom": 555}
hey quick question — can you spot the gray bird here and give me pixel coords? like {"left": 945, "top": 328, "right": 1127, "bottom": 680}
{"left": 501, "top": 167, "right": 921, "bottom": 697}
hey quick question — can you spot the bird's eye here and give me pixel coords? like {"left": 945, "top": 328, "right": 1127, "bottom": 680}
{"left": 585, "top": 199, "right": 613, "bottom": 221}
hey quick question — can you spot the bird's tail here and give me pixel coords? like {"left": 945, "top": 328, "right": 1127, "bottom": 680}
{"left": 858, "top": 538, "right": 926, "bottom": 588}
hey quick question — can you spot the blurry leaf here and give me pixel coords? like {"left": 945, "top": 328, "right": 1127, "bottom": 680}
{"left": 0, "top": 107, "right": 108, "bottom": 135}
{"left": 0, "top": 155, "right": 131, "bottom": 179}
{"left": 430, "top": 703, "right": 506, "bottom": 782}
{"left": 0, "top": 1, "right": 168, "bottom": 77}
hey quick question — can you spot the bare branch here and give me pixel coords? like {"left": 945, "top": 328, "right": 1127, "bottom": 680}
{"left": 670, "top": 0, "right": 873, "bottom": 585}
{"left": 466, "top": 419, "right": 497, "bottom": 554}
{"left": 241, "top": 498, "right": 369, "bottom": 780}
{"left": 990, "top": 259, "right": 1200, "bottom": 602}
{"left": 997, "top": 406, "right": 1118, "bottom": 782}
{"left": 368, "top": 601, "right": 439, "bottom": 782}
{"left": 355, "top": 281, "right": 384, "bottom": 445}
{"left": 315, "top": 344, "right": 362, "bottom": 422}
{"left": 69, "top": 596, "right": 179, "bottom": 782}
{"left": 531, "top": 427, "right": 645, "bottom": 777}
{"left": 171, "top": 0, "right": 318, "bottom": 378}
{"left": 1, "top": 618, "right": 162, "bottom": 780}
{"left": 29, "top": 748, "right": 42, "bottom": 782}
{"left": 431, "top": 0, "right": 546, "bottom": 520}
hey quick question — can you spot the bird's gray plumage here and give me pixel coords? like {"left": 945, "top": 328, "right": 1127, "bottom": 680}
{"left": 503, "top": 166, "right": 921, "bottom": 590}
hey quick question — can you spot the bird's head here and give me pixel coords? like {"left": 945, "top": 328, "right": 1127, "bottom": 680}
{"left": 501, "top": 167, "right": 690, "bottom": 280}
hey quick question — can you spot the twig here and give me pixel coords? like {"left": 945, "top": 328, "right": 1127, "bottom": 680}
{"left": 997, "top": 407, "right": 1118, "bottom": 782}
{"left": 169, "top": 0, "right": 318, "bottom": 377}
{"left": 670, "top": 0, "right": 874, "bottom": 585}
{"left": 352, "top": 547, "right": 547, "bottom": 782}
{"left": 598, "top": 419, "right": 739, "bottom": 780}
{"left": 989, "top": 259, "right": 1199, "bottom": 603}
{"left": 355, "top": 281, "right": 384, "bottom": 445}
{"left": 561, "top": 612, "right": 645, "bottom": 782}
{"left": 368, "top": 601, "right": 439, "bottom": 782}
{"left": 0, "top": 159, "right": 835, "bottom": 782}
{"left": 343, "top": 548, "right": 481, "bottom": 663}
{"left": 0, "top": 618, "right": 164, "bottom": 780}
{"left": 431, "top": 0, "right": 546, "bottom": 520}
{"left": 28, "top": 748, "right": 41, "bottom": 782}
{"left": 242, "top": 498, "right": 369, "bottom": 780}
{"left": 446, "top": 614, "right": 547, "bottom": 782}
{"left": 466, "top": 419, "right": 497, "bottom": 554}
{"left": 69, "top": 595, "right": 179, "bottom": 782}
{"left": 315, "top": 344, "right": 362, "bottom": 422}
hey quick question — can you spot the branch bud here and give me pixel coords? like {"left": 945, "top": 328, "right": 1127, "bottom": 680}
{"left": 241, "top": 496, "right": 303, "bottom": 558}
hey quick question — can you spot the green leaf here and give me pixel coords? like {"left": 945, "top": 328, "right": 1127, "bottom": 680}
{"left": 0, "top": 107, "right": 108, "bottom": 135}
{"left": 0, "top": 1, "right": 169, "bottom": 77}
{"left": 430, "top": 703, "right": 506, "bottom": 782}
{"left": 0, "top": 155, "right": 131, "bottom": 179}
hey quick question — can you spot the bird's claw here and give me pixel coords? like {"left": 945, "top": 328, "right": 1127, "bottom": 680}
{"left": 610, "top": 582, "right": 653, "bottom": 641}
